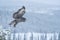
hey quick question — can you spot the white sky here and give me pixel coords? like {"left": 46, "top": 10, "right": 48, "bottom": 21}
{"left": 30, "top": 0, "right": 60, "bottom": 5}
{"left": 0, "top": 0, "right": 60, "bottom": 6}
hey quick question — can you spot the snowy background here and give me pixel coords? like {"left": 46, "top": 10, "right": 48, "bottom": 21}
{"left": 0, "top": 0, "right": 60, "bottom": 33}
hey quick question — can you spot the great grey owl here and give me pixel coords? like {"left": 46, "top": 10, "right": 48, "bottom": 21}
{"left": 9, "top": 6, "right": 26, "bottom": 27}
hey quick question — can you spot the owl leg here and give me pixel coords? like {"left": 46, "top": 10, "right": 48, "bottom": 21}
{"left": 9, "top": 20, "right": 15, "bottom": 25}
{"left": 13, "top": 20, "right": 18, "bottom": 27}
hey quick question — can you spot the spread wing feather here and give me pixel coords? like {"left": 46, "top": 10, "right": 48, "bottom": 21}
{"left": 13, "top": 8, "right": 25, "bottom": 19}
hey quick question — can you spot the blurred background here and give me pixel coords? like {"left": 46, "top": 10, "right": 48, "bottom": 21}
{"left": 0, "top": 0, "right": 60, "bottom": 33}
